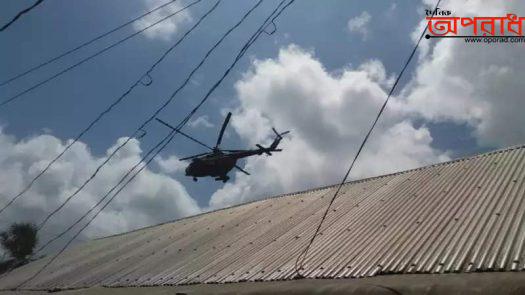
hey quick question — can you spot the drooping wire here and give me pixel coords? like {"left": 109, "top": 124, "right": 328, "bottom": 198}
{"left": 17, "top": 2, "right": 295, "bottom": 288}
{"left": 19, "top": 131, "right": 175, "bottom": 288}
{"left": 37, "top": 0, "right": 295, "bottom": 252}
{"left": 176, "top": 0, "right": 295, "bottom": 130}
{"left": 34, "top": 131, "right": 175, "bottom": 253}
{"left": 33, "top": 2, "right": 223, "bottom": 232}
{"left": 32, "top": 0, "right": 268, "bottom": 234}
{"left": 0, "top": 0, "right": 201, "bottom": 108}
{"left": 33, "top": 0, "right": 259, "bottom": 235}
{"left": 0, "top": 0, "right": 208, "bottom": 218}
{"left": 294, "top": 0, "right": 442, "bottom": 278}
{"left": 0, "top": 0, "right": 44, "bottom": 32}
{"left": 0, "top": 0, "right": 179, "bottom": 86}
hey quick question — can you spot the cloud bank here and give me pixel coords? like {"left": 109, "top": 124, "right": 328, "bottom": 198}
{"left": 402, "top": 0, "right": 525, "bottom": 147}
{"left": 0, "top": 130, "right": 199, "bottom": 252}
{"left": 209, "top": 45, "right": 449, "bottom": 208}
{"left": 210, "top": 0, "right": 525, "bottom": 208}
{"left": 4, "top": 0, "right": 525, "bottom": 248}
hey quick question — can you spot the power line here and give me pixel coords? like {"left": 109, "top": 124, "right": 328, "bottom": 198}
{"left": 175, "top": 0, "right": 295, "bottom": 131}
{"left": 0, "top": 0, "right": 209, "bottom": 218}
{"left": 0, "top": 0, "right": 44, "bottom": 32}
{"left": 33, "top": 0, "right": 224, "bottom": 232}
{"left": 34, "top": 0, "right": 268, "bottom": 239}
{"left": 19, "top": 2, "right": 295, "bottom": 287}
{"left": 34, "top": 0, "right": 261, "bottom": 235}
{"left": 294, "top": 0, "right": 442, "bottom": 278}
{"left": 0, "top": 0, "right": 180, "bottom": 87}
{"left": 0, "top": 0, "right": 201, "bottom": 108}
{"left": 37, "top": 0, "right": 295, "bottom": 252}
{"left": 20, "top": 131, "right": 176, "bottom": 288}
{"left": 38, "top": 0, "right": 292, "bottom": 252}
{"left": 35, "top": 131, "right": 175, "bottom": 253}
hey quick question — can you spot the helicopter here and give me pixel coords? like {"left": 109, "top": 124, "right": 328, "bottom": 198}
{"left": 155, "top": 112, "right": 289, "bottom": 183}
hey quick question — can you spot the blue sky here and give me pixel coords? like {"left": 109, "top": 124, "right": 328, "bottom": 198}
{"left": 1, "top": 0, "right": 468, "bottom": 204}
{"left": 1, "top": 0, "right": 523, "bottom": 247}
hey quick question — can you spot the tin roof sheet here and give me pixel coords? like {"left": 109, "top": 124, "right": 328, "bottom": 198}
{"left": 1, "top": 145, "right": 525, "bottom": 290}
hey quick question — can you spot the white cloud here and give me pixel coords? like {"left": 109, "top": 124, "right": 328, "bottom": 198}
{"left": 4, "top": 0, "right": 525, "bottom": 254}
{"left": 359, "top": 59, "right": 395, "bottom": 88}
{"left": 155, "top": 155, "right": 186, "bottom": 174}
{"left": 209, "top": 45, "right": 449, "bottom": 209}
{"left": 218, "top": 0, "right": 525, "bottom": 210}
{"left": 401, "top": 0, "right": 525, "bottom": 147}
{"left": 188, "top": 115, "right": 214, "bottom": 129}
{"left": 133, "top": 0, "right": 193, "bottom": 41}
{"left": 347, "top": 11, "right": 372, "bottom": 40}
{"left": 0, "top": 129, "right": 200, "bottom": 253}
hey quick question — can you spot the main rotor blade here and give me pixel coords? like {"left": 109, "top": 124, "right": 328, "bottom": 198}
{"left": 156, "top": 118, "right": 213, "bottom": 150}
{"left": 234, "top": 165, "right": 250, "bottom": 175}
{"left": 216, "top": 112, "right": 232, "bottom": 148}
{"left": 179, "top": 152, "right": 211, "bottom": 161}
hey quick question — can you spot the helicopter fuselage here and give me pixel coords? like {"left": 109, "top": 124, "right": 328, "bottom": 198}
{"left": 185, "top": 153, "right": 238, "bottom": 180}
{"left": 184, "top": 150, "right": 264, "bottom": 182}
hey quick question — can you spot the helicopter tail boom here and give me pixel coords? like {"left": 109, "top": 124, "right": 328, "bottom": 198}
{"left": 270, "top": 128, "right": 290, "bottom": 149}
{"left": 256, "top": 144, "right": 272, "bottom": 155}
{"left": 254, "top": 128, "right": 290, "bottom": 155}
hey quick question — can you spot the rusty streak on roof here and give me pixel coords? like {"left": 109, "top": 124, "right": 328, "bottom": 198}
{"left": 1, "top": 145, "right": 525, "bottom": 290}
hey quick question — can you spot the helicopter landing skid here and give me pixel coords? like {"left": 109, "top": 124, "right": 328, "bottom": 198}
{"left": 215, "top": 175, "right": 230, "bottom": 183}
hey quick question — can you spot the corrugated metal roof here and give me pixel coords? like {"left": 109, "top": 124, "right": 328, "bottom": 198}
{"left": 1, "top": 145, "right": 525, "bottom": 290}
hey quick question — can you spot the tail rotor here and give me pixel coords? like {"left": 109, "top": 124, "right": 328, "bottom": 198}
{"left": 256, "top": 127, "right": 290, "bottom": 155}
{"left": 272, "top": 127, "right": 290, "bottom": 138}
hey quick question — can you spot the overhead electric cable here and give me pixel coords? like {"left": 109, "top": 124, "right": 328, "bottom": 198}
{"left": 20, "top": 131, "right": 175, "bottom": 289}
{"left": 0, "top": 0, "right": 180, "bottom": 87}
{"left": 22, "top": 3, "right": 296, "bottom": 287}
{"left": 35, "top": 0, "right": 294, "bottom": 261}
{"left": 35, "top": 131, "right": 175, "bottom": 253}
{"left": 33, "top": 0, "right": 268, "bottom": 234}
{"left": 175, "top": 0, "right": 295, "bottom": 130}
{"left": 34, "top": 0, "right": 265, "bottom": 237}
{"left": 0, "top": 0, "right": 44, "bottom": 32}
{"left": 294, "top": 0, "right": 442, "bottom": 278}
{"left": 0, "top": 0, "right": 201, "bottom": 108}
{"left": 0, "top": 0, "right": 210, "bottom": 218}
